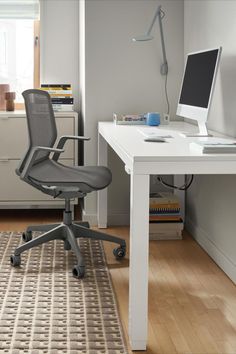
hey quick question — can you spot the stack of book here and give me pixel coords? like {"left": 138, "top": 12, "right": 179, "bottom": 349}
{"left": 40, "top": 84, "right": 73, "bottom": 111}
{"left": 149, "top": 192, "right": 183, "bottom": 240}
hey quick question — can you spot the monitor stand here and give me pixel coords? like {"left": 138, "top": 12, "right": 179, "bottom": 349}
{"left": 181, "top": 121, "right": 212, "bottom": 137}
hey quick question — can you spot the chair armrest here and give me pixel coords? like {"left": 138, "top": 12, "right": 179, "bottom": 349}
{"left": 20, "top": 146, "right": 64, "bottom": 180}
{"left": 53, "top": 135, "right": 90, "bottom": 161}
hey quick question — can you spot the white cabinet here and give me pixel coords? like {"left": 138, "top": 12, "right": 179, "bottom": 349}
{"left": 0, "top": 111, "right": 78, "bottom": 208}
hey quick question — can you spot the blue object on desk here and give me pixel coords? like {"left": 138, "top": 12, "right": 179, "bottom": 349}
{"left": 146, "top": 112, "right": 160, "bottom": 126}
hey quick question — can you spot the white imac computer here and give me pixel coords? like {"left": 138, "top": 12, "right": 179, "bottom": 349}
{"left": 177, "top": 47, "right": 222, "bottom": 137}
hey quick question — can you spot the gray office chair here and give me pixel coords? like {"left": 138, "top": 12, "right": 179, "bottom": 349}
{"left": 10, "top": 89, "right": 126, "bottom": 278}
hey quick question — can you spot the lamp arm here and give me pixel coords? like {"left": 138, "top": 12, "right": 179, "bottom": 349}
{"left": 146, "top": 5, "right": 168, "bottom": 75}
{"left": 158, "top": 8, "right": 168, "bottom": 75}
{"left": 146, "top": 5, "right": 161, "bottom": 36}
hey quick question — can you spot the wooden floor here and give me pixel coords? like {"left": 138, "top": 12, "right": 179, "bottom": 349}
{"left": 1, "top": 209, "right": 236, "bottom": 354}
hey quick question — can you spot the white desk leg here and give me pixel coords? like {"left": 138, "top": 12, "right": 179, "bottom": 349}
{"left": 174, "top": 175, "right": 185, "bottom": 221}
{"left": 129, "top": 173, "right": 150, "bottom": 350}
{"left": 97, "top": 133, "right": 108, "bottom": 228}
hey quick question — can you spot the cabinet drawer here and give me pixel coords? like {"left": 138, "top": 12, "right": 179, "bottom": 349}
{"left": 0, "top": 117, "right": 75, "bottom": 159}
{"left": 0, "top": 159, "right": 74, "bottom": 201}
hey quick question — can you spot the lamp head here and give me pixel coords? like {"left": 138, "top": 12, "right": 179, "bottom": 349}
{"left": 132, "top": 34, "right": 154, "bottom": 42}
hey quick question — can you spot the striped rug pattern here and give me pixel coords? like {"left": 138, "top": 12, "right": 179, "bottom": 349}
{"left": 0, "top": 231, "right": 127, "bottom": 354}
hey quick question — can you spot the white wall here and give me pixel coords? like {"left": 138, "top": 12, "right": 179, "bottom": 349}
{"left": 184, "top": 0, "right": 236, "bottom": 283}
{"left": 40, "top": 0, "right": 79, "bottom": 111}
{"left": 80, "top": 0, "right": 184, "bottom": 225}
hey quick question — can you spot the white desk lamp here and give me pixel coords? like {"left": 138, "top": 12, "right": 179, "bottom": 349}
{"left": 132, "top": 5, "right": 168, "bottom": 76}
{"left": 132, "top": 5, "right": 169, "bottom": 119}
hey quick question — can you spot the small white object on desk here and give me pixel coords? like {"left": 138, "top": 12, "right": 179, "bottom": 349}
{"left": 138, "top": 127, "right": 173, "bottom": 139}
{"left": 113, "top": 113, "right": 146, "bottom": 125}
{"left": 162, "top": 113, "right": 170, "bottom": 125}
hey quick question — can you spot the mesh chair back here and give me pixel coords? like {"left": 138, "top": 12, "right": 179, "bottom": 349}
{"left": 16, "top": 89, "right": 57, "bottom": 175}
{"left": 23, "top": 89, "right": 57, "bottom": 162}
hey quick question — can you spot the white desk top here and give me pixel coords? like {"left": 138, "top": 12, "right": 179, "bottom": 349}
{"left": 98, "top": 121, "right": 236, "bottom": 175}
{"left": 98, "top": 120, "right": 236, "bottom": 350}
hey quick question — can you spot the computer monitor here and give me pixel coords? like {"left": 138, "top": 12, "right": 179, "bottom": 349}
{"left": 177, "top": 47, "right": 222, "bottom": 137}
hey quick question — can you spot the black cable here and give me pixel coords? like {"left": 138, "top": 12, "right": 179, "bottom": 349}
{"left": 156, "top": 175, "right": 194, "bottom": 191}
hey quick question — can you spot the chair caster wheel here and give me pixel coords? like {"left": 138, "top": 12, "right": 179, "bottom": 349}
{"left": 72, "top": 265, "right": 85, "bottom": 279}
{"left": 10, "top": 254, "right": 21, "bottom": 267}
{"left": 113, "top": 246, "right": 126, "bottom": 260}
{"left": 22, "top": 231, "right": 32, "bottom": 242}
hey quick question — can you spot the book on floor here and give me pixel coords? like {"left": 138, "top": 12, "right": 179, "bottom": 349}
{"left": 149, "top": 192, "right": 183, "bottom": 239}
{"left": 149, "top": 218, "right": 183, "bottom": 240}
{"left": 149, "top": 192, "right": 181, "bottom": 220}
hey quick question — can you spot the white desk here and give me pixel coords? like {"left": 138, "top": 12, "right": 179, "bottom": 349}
{"left": 97, "top": 121, "right": 236, "bottom": 350}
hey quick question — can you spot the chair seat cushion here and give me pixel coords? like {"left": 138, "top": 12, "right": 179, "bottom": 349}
{"left": 28, "top": 159, "right": 112, "bottom": 192}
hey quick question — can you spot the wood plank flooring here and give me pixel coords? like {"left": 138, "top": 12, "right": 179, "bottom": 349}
{"left": 1, "top": 209, "right": 236, "bottom": 354}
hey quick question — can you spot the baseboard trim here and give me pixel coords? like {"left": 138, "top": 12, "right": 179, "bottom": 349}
{"left": 186, "top": 217, "right": 236, "bottom": 284}
{"left": 82, "top": 211, "right": 129, "bottom": 227}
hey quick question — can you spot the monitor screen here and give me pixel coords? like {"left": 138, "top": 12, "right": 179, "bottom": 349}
{"left": 179, "top": 49, "right": 219, "bottom": 109}
{"left": 177, "top": 47, "right": 222, "bottom": 136}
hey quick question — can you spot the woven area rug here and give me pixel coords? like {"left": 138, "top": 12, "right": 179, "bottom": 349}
{"left": 0, "top": 231, "right": 127, "bottom": 354}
